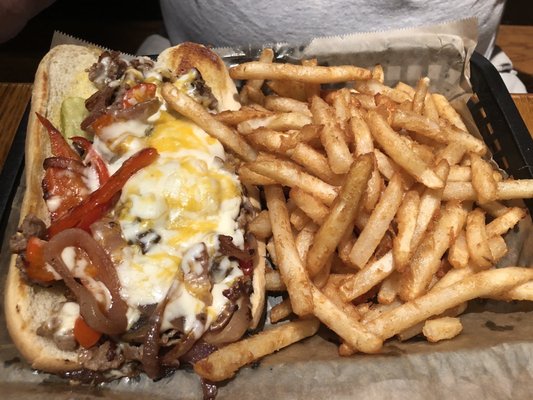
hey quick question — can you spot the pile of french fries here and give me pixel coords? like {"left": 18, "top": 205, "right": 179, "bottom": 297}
{"left": 162, "top": 49, "right": 533, "bottom": 383}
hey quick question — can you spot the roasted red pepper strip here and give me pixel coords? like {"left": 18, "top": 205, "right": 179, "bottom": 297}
{"left": 122, "top": 83, "right": 157, "bottom": 108}
{"left": 71, "top": 136, "right": 110, "bottom": 184}
{"left": 47, "top": 147, "right": 159, "bottom": 237}
{"left": 36, "top": 113, "right": 81, "bottom": 160}
{"left": 74, "top": 316, "right": 102, "bottom": 349}
{"left": 25, "top": 237, "right": 55, "bottom": 282}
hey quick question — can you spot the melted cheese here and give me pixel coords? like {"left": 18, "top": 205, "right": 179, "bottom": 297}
{"left": 97, "top": 101, "right": 246, "bottom": 335}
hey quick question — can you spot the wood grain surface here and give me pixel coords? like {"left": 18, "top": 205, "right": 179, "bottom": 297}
{"left": 497, "top": 25, "right": 533, "bottom": 76}
{"left": 0, "top": 83, "right": 32, "bottom": 170}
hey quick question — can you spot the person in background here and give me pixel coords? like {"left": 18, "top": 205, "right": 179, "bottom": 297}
{"left": 0, "top": 0, "right": 526, "bottom": 93}
{"left": 139, "top": 0, "right": 525, "bottom": 93}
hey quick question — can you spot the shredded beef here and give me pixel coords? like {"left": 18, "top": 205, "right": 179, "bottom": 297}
{"left": 130, "top": 57, "right": 155, "bottom": 74}
{"left": 87, "top": 51, "right": 128, "bottom": 89}
{"left": 222, "top": 277, "right": 252, "bottom": 302}
{"left": 79, "top": 341, "right": 125, "bottom": 371}
{"left": 9, "top": 214, "right": 46, "bottom": 254}
{"left": 218, "top": 235, "right": 254, "bottom": 262}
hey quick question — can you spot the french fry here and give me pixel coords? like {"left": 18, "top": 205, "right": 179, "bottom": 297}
{"left": 371, "top": 64, "right": 385, "bottom": 84}
{"left": 340, "top": 251, "right": 395, "bottom": 302}
{"left": 367, "top": 267, "right": 533, "bottom": 340}
{"left": 432, "top": 93, "right": 468, "bottom": 131}
{"left": 352, "top": 93, "right": 376, "bottom": 110}
{"left": 423, "top": 93, "right": 439, "bottom": 121}
{"left": 239, "top": 85, "right": 265, "bottom": 106}
{"left": 301, "top": 58, "right": 321, "bottom": 99}
{"left": 399, "top": 201, "right": 467, "bottom": 301}
{"left": 434, "top": 141, "right": 466, "bottom": 166}
{"left": 290, "top": 142, "right": 344, "bottom": 186}
{"left": 394, "top": 81, "right": 416, "bottom": 98}
{"left": 486, "top": 207, "right": 526, "bottom": 237}
{"left": 248, "top": 210, "right": 272, "bottom": 240}
{"left": 270, "top": 298, "right": 293, "bottom": 323}
{"left": 295, "top": 221, "right": 318, "bottom": 262}
{"left": 265, "top": 268, "right": 286, "bottom": 291}
{"left": 448, "top": 229, "right": 469, "bottom": 269}
{"left": 311, "top": 96, "right": 353, "bottom": 174}
{"left": 266, "top": 79, "right": 307, "bottom": 101}
{"left": 410, "top": 160, "right": 450, "bottom": 251}
{"left": 470, "top": 153, "right": 498, "bottom": 204}
{"left": 479, "top": 200, "right": 510, "bottom": 218}
{"left": 349, "top": 173, "right": 405, "bottom": 269}
{"left": 290, "top": 188, "right": 329, "bottom": 225}
{"left": 412, "top": 77, "right": 429, "bottom": 114}
{"left": 377, "top": 271, "right": 401, "bottom": 304}
{"left": 355, "top": 79, "right": 412, "bottom": 103}
{"left": 441, "top": 181, "right": 533, "bottom": 201}
{"left": 237, "top": 164, "right": 276, "bottom": 186}
{"left": 194, "top": 318, "right": 320, "bottom": 382}
{"left": 264, "top": 95, "right": 312, "bottom": 116}
{"left": 237, "top": 112, "right": 312, "bottom": 135}
{"left": 438, "top": 120, "right": 487, "bottom": 156}
{"left": 366, "top": 110, "right": 443, "bottom": 188}
{"left": 423, "top": 317, "right": 463, "bottom": 342}
{"left": 250, "top": 239, "right": 267, "bottom": 329}
{"left": 241, "top": 48, "right": 274, "bottom": 91}
{"left": 230, "top": 61, "right": 372, "bottom": 83}
{"left": 393, "top": 190, "right": 420, "bottom": 272}
{"left": 247, "top": 158, "right": 339, "bottom": 206}
{"left": 161, "top": 83, "right": 257, "bottom": 162}
{"left": 290, "top": 207, "right": 311, "bottom": 231}
{"left": 307, "top": 154, "right": 374, "bottom": 277}
{"left": 214, "top": 107, "right": 273, "bottom": 126}
{"left": 311, "top": 285, "right": 383, "bottom": 353}
{"left": 465, "top": 208, "right": 493, "bottom": 269}
{"left": 265, "top": 185, "right": 313, "bottom": 316}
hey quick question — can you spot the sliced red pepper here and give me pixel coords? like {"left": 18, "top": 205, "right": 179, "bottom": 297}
{"left": 25, "top": 237, "right": 55, "bottom": 282}
{"left": 42, "top": 166, "right": 89, "bottom": 221}
{"left": 74, "top": 316, "right": 102, "bottom": 349}
{"left": 90, "top": 113, "right": 115, "bottom": 135}
{"left": 48, "top": 147, "right": 159, "bottom": 237}
{"left": 36, "top": 113, "right": 81, "bottom": 160}
{"left": 71, "top": 136, "right": 110, "bottom": 185}
{"left": 122, "top": 83, "right": 157, "bottom": 108}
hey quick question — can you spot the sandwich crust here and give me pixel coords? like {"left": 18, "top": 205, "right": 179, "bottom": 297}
{"left": 5, "top": 42, "right": 252, "bottom": 374}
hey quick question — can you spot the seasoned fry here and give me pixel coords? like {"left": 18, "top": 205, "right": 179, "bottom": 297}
{"left": 290, "top": 207, "right": 311, "bottom": 231}
{"left": 194, "top": 318, "right": 320, "bottom": 381}
{"left": 448, "top": 230, "right": 469, "bottom": 269}
{"left": 264, "top": 95, "right": 312, "bottom": 116}
{"left": 301, "top": 58, "right": 321, "bottom": 99}
{"left": 237, "top": 112, "right": 312, "bottom": 135}
{"left": 480, "top": 200, "right": 510, "bottom": 218}
{"left": 367, "top": 267, "right": 533, "bottom": 340}
{"left": 295, "top": 221, "right": 318, "bottom": 262}
{"left": 231, "top": 61, "right": 372, "bottom": 83}
{"left": 340, "top": 251, "right": 395, "bottom": 302}
{"left": 290, "top": 188, "right": 329, "bottom": 225}
{"left": 248, "top": 210, "right": 272, "bottom": 240}
{"left": 399, "top": 201, "right": 467, "bottom": 301}
{"left": 242, "top": 48, "right": 274, "bottom": 91}
{"left": 378, "top": 271, "right": 401, "bottom": 305}
{"left": 395, "top": 81, "right": 416, "bottom": 98}
{"left": 265, "top": 268, "right": 286, "bottom": 291}
{"left": 486, "top": 207, "right": 526, "bottom": 237}
{"left": 311, "top": 285, "right": 382, "bottom": 353}
{"left": 290, "top": 142, "right": 344, "bottom": 186}
{"left": 423, "top": 317, "right": 463, "bottom": 342}
{"left": 371, "top": 64, "right": 385, "bottom": 83}
{"left": 214, "top": 107, "right": 273, "bottom": 126}
{"left": 355, "top": 79, "right": 412, "bottom": 103}
{"left": 270, "top": 298, "right": 294, "bottom": 323}
{"left": 423, "top": 93, "right": 439, "bottom": 121}
{"left": 412, "top": 77, "right": 429, "bottom": 114}
{"left": 349, "top": 173, "right": 405, "bottom": 269}
{"left": 266, "top": 79, "right": 307, "bottom": 101}
{"left": 247, "top": 158, "right": 339, "bottom": 206}
{"left": 470, "top": 153, "right": 498, "bottom": 204}
{"left": 311, "top": 96, "right": 353, "bottom": 174}
{"left": 238, "top": 164, "right": 276, "bottom": 185}
{"left": 265, "top": 185, "right": 313, "bottom": 316}
{"left": 393, "top": 190, "right": 420, "bottom": 272}
{"left": 465, "top": 208, "right": 493, "bottom": 269}
{"left": 432, "top": 93, "right": 468, "bottom": 131}
{"left": 307, "top": 154, "right": 374, "bottom": 277}
{"left": 366, "top": 110, "right": 443, "bottom": 188}
{"left": 435, "top": 141, "right": 466, "bottom": 166}
{"left": 161, "top": 83, "right": 257, "bottom": 161}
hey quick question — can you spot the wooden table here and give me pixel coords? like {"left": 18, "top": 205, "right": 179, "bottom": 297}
{"left": 0, "top": 83, "right": 532, "bottom": 172}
